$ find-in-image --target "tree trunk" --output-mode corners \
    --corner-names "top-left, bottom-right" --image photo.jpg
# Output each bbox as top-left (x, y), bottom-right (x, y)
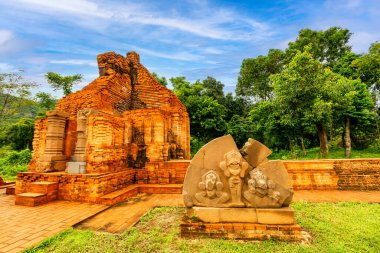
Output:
top-left (300, 137), bottom-right (307, 156)
top-left (344, 117), bottom-right (351, 158)
top-left (316, 123), bottom-right (329, 158)
top-left (288, 137), bottom-right (297, 159)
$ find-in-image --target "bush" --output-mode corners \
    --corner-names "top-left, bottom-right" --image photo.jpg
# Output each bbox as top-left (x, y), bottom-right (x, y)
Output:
top-left (0, 149), bottom-right (31, 181)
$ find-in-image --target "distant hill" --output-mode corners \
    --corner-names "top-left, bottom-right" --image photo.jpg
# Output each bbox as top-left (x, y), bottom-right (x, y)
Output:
top-left (0, 93), bottom-right (40, 125)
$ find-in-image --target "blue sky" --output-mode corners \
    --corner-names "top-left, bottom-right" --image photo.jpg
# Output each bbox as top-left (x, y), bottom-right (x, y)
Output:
top-left (0, 0), bottom-right (379, 96)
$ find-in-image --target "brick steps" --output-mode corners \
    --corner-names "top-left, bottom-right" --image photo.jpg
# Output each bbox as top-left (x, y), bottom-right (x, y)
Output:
top-left (5, 185), bottom-right (15, 195)
top-left (15, 181), bottom-right (58, 207)
top-left (15, 193), bottom-right (47, 207)
top-left (100, 185), bottom-right (139, 205)
top-left (99, 184), bottom-right (183, 206)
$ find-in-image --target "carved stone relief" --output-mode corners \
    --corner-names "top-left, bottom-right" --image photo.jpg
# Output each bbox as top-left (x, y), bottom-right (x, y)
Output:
top-left (219, 150), bottom-right (249, 207)
top-left (194, 170), bottom-right (229, 206)
top-left (182, 135), bottom-right (294, 208)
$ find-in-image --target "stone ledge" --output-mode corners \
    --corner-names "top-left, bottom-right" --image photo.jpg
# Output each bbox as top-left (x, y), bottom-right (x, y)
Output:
top-left (187, 206), bottom-right (295, 224)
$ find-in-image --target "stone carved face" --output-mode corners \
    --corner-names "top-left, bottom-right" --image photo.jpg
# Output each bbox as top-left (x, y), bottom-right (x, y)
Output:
top-left (205, 172), bottom-right (217, 191)
top-left (220, 150), bottom-right (248, 178)
top-left (199, 170), bottom-right (223, 198)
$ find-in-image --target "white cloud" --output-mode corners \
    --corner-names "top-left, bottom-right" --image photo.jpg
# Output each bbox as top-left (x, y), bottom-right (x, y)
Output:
top-left (121, 43), bottom-right (202, 62)
top-left (16, 0), bottom-right (110, 18)
top-left (201, 47), bottom-right (224, 55)
top-left (0, 30), bottom-right (13, 46)
top-left (50, 59), bottom-right (98, 67)
top-left (350, 32), bottom-right (379, 53)
top-left (0, 63), bottom-right (17, 72)
top-left (9, 0), bottom-right (271, 42)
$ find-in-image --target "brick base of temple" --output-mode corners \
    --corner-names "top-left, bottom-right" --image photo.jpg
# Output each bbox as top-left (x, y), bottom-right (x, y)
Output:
top-left (15, 158), bottom-right (380, 206)
top-left (180, 218), bottom-right (310, 242)
top-left (15, 160), bottom-right (188, 205)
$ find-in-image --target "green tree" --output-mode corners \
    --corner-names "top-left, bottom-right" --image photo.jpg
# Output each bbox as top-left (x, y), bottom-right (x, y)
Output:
top-left (170, 76), bottom-right (203, 102)
top-left (221, 93), bottom-right (251, 119)
top-left (186, 95), bottom-right (227, 141)
top-left (286, 26), bottom-right (352, 67)
top-left (201, 76), bottom-right (225, 103)
top-left (330, 77), bottom-right (375, 157)
top-left (351, 42), bottom-right (380, 91)
top-left (35, 92), bottom-right (57, 111)
top-left (333, 52), bottom-right (361, 79)
top-left (237, 49), bottom-right (285, 101)
top-left (170, 76), bottom-right (227, 143)
top-left (3, 118), bottom-right (35, 150)
top-left (0, 72), bottom-right (38, 124)
top-left (271, 49), bottom-right (333, 157)
top-left (45, 72), bottom-right (83, 96)
top-left (151, 72), bottom-right (168, 87)
top-left (226, 114), bottom-right (253, 147)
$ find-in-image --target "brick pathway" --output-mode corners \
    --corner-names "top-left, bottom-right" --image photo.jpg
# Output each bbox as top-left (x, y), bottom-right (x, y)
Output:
top-left (76, 194), bottom-right (184, 233)
top-left (0, 189), bottom-right (108, 253)
top-left (1, 189), bottom-right (379, 252)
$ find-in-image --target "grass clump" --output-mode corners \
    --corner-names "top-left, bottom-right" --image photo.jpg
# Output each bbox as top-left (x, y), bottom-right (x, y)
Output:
top-left (26, 202), bottom-right (380, 253)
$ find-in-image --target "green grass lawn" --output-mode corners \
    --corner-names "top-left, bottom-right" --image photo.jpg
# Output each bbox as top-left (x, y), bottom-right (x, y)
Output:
top-left (26, 202), bottom-right (380, 253)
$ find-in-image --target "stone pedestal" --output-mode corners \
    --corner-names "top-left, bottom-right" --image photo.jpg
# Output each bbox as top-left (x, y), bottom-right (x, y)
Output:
top-left (187, 206), bottom-right (295, 224)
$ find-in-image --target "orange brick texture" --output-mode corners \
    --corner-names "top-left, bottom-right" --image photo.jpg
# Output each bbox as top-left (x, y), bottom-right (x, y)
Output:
top-left (181, 218), bottom-right (304, 241)
top-left (284, 159), bottom-right (380, 190)
top-left (29, 51), bottom-right (190, 173)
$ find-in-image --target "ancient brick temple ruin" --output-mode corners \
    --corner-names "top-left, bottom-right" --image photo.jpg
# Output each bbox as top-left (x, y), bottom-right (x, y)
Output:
top-left (15, 51), bottom-right (190, 206)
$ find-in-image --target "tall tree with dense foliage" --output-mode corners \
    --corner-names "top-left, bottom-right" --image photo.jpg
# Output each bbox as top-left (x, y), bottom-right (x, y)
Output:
top-left (170, 76), bottom-right (227, 143)
top-left (201, 76), bottom-right (225, 103)
top-left (286, 27), bottom-right (352, 67)
top-left (351, 42), bottom-right (380, 91)
top-left (329, 77), bottom-right (375, 157)
top-left (237, 49), bottom-right (285, 101)
top-left (271, 49), bottom-right (333, 157)
top-left (45, 72), bottom-right (83, 96)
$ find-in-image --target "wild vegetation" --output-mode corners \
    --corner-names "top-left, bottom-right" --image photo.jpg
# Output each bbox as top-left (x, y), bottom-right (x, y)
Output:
top-left (26, 202), bottom-right (380, 252)
top-left (0, 72), bottom-right (74, 181)
top-left (170, 27), bottom-right (380, 158)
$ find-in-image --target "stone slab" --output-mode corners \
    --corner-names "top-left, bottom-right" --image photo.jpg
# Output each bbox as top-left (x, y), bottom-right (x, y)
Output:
top-left (187, 206), bottom-right (295, 224)
top-left (66, 162), bottom-right (87, 174)
top-left (256, 207), bottom-right (295, 224)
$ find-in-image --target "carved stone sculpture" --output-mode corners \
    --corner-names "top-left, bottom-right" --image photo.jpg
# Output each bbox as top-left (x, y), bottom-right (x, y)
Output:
top-left (182, 135), bottom-right (294, 208)
top-left (194, 170), bottom-right (229, 206)
top-left (219, 150), bottom-right (248, 207)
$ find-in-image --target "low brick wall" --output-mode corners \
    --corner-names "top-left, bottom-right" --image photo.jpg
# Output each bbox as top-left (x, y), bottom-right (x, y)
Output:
top-left (16, 158), bottom-right (380, 204)
top-left (333, 159), bottom-right (380, 190)
top-left (283, 159), bottom-right (380, 191)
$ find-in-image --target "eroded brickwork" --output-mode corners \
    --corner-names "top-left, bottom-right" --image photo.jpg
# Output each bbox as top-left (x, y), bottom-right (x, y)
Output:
top-left (334, 159), bottom-right (380, 190)
top-left (29, 51), bottom-right (190, 173)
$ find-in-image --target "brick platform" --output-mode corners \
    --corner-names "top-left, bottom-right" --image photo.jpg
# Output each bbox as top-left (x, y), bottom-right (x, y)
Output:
top-left (16, 160), bottom-right (188, 205)
top-left (180, 218), bottom-right (306, 241)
